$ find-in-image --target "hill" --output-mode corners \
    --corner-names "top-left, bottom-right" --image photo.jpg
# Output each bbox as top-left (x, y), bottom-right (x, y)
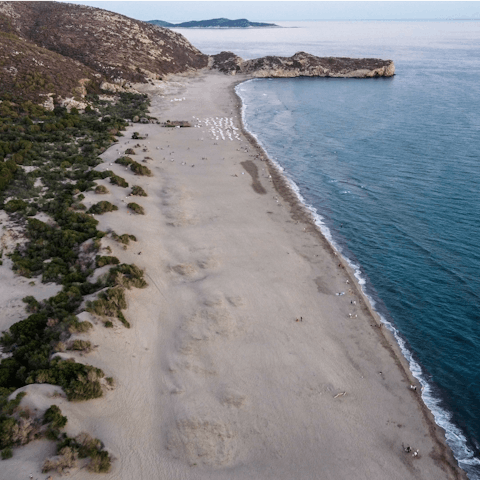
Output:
top-left (0, 1), bottom-right (208, 83)
top-left (0, 26), bottom-right (101, 104)
top-left (148, 17), bottom-right (279, 28)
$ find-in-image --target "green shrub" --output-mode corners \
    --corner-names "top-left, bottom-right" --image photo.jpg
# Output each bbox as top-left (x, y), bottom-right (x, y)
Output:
top-left (114, 156), bottom-right (133, 166)
top-left (131, 185), bottom-right (147, 196)
top-left (94, 185), bottom-right (109, 194)
top-left (124, 148), bottom-right (135, 155)
top-left (112, 233), bottom-right (137, 245)
top-left (107, 264), bottom-right (147, 289)
top-left (117, 311), bottom-right (130, 328)
top-left (104, 321), bottom-right (113, 328)
top-left (109, 174), bottom-right (128, 188)
top-left (43, 405), bottom-right (68, 429)
top-left (1, 447), bottom-right (13, 460)
top-left (4, 199), bottom-right (28, 213)
top-left (68, 340), bottom-right (92, 352)
top-left (127, 202), bottom-right (144, 215)
top-left (130, 161), bottom-right (152, 176)
top-left (87, 286), bottom-right (127, 318)
top-left (96, 255), bottom-right (120, 268)
top-left (87, 201), bottom-right (118, 214)
top-left (67, 319), bottom-right (93, 334)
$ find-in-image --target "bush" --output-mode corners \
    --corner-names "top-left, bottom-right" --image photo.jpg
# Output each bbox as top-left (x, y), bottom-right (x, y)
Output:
top-left (96, 255), bottom-right (120, 268)
top-left (4, 199), bottom-right (28, 213)
top-left (109, 174), bottom-right (128, 188)
top-left (67, 340), bottom-right (92, 353)
top-left (107, 264), bottom-right (147, 289)
top-left (130, 161), bottom-right (152, 176)
top-left (87, 201), bottom-right (118, 215)
top-left (43, 405), bottom-right (68, 429)
top-left (127, 202), bottom-right (144, 215)
top-left (131, 185), bottom-right (147, 196)
top-left (87, 286), bottom-right (127, 318)
top-left (115, 156), bottom-right (133, 166)
top-left (67, 319), bottom-right (93, 334)
top-left (124, 148), bottom-right (136, 155)
top-left (112, 233), bottom-right (137, 245)
top-left (1, 447), bottom-right (13, 460)
top-left (42, 446), bottom-right (78, 473)
top-left (94, 185), bottom-right (109, 194)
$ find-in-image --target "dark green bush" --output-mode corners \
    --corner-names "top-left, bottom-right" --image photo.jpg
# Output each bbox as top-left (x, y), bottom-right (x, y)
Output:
top-left (112, 233), bottom-right (137, 245)
top-left (1, 446), bottom-right (13, 460)
top-left (87, 201), bottom-right (118, 215)
top-left (94, 185), bottom-right (109, 194)
top-left (109, 174), bottom-right (128, 188)
top-left (130, 161), bottom-right (152, 176)
top-left (96, 255), bottom-right (120, 268)
top-left (127, 202), bottom-right (144, 215)
top-left (44, 405), bottom-right (67, 429)
top-left (115, 156), bottom-right (133, 166)
top-left (131, 185), bottom-right (147, 196)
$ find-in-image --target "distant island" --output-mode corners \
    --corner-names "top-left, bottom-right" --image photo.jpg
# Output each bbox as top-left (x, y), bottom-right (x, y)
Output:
top-left (147, 17), bottom-right (280, 28)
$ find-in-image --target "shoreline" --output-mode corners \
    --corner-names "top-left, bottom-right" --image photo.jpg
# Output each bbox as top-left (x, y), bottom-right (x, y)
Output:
top-left (232, 75), bottom-right (480, 476)
top-left (230, 75), bottom-right (466, 477)
top-left (1, 70), bottom-right (466, 479)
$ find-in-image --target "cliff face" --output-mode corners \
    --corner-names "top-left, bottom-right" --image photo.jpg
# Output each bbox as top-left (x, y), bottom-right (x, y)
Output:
top-left (0, 1), bottom-right (208, 82)
top-left (211, 51), bottom-right (395, 78)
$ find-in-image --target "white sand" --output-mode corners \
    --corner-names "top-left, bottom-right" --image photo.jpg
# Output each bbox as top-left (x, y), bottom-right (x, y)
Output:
top-left (0, 71), bottom-right (464, 479)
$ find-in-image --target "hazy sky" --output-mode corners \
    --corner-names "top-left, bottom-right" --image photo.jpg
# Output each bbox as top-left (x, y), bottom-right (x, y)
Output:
top-left (63, 1), bottom-right (480, 22)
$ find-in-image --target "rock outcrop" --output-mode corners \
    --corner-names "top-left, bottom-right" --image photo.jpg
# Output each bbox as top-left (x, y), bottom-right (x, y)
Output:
top-left (211, 51), bottom-right (395, 78)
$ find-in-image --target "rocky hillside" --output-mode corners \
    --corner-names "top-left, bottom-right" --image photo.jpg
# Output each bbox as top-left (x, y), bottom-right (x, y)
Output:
top-left (0, 26), bottom-right (101, 104)
top-left (211, 51), bottom-right (395, 78)
top-left (0, 1), bottom-right (208, 83)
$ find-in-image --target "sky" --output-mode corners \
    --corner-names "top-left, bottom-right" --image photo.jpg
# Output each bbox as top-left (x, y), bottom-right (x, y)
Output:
top-left (62, 1), bottom-right (480, 22)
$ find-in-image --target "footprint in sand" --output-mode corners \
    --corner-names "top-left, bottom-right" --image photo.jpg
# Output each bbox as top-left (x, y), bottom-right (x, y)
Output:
top-left (166, 413), bottom-right (237, 467)
top-left (161, 186), bottom-right (197, 227)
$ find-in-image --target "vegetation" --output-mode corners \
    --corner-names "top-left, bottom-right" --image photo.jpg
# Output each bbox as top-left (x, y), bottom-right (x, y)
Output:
top-left (131, 185), bottom-right (147, 197)
top-left (127, 202), bottom-right (145, 215)
top-left (0, 91), bottom-right (150, 464)
top-left (96, 255), bottom-right (120, 268)
top-left (94, 184), bottom-right (109, 194)
top-left (43, 431), bottom-right (111, 473)
top-left (124, 148), bottom-right (136, 155)
top-left (109, 173), bottom-right (128, 188)
top-left (111, 232), bottom-right (137, 245)
top-left (41, 406), bottom-right (111, 474)
top-left (87, 201), bottom-right (118, 214)
top-left (114, 156), bottom-right (133, 166)
top-left (130, 161), bottom-right (152, 176)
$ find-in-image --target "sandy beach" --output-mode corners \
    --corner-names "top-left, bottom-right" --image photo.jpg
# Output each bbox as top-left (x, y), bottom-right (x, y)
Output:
top-left (0, 71), bottom-right (464, 479)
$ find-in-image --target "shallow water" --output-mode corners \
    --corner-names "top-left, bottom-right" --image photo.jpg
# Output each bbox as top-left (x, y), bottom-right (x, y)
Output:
top-left (177, 21), bottom-right (480, 478)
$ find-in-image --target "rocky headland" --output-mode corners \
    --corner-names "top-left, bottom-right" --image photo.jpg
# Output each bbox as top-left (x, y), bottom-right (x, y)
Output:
top-left (0, 1), bottom-right (394, 108)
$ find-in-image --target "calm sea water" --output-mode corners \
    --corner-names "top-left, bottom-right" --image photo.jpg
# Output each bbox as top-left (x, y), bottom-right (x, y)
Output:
top-left (175, 21), bottom-right (480, 478)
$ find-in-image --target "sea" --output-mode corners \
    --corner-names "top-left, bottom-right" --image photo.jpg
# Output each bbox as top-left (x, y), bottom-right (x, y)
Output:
top-left (172, 21), bottom-right (480, 478)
